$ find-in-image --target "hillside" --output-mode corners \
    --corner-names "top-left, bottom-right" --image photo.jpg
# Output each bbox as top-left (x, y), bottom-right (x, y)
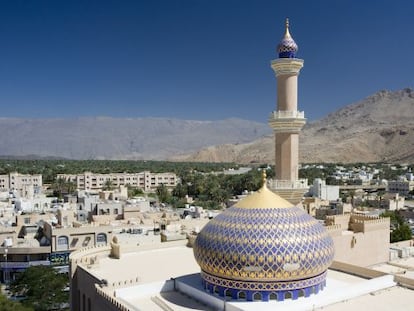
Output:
top-left (0, 117), bottom-right (270, 160)
top-left (175, 88), bottom-right (414, 164)
top-left (2, 88), bottom-right (413, 164)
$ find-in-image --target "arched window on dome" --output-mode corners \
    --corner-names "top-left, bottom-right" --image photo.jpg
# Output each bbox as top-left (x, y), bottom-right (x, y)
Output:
top-left (298, 289), bottom-right (305, 298)
top-left (214, 286), bottom-right (219, 295)
top-left (253, 292), bottom-right (262, 301)
top-left (238, 291), bottom-right (246, 300)
top-left (285, 291), bottom-right (292, 299)
top-left (224, 289), bottom-right (232, 298)
top-left (269, 292), bottom-right (277, 300)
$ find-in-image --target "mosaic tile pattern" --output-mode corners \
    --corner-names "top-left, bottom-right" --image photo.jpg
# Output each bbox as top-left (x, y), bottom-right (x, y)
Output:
top-left (193, 205), bottom-right (335, 295)
top-left (277, 36), bottom-right (298, 58)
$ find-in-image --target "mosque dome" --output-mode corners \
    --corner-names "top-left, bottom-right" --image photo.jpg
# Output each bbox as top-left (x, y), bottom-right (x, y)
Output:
top-left (193, 175), bottom-right (335, 302)
top-left (277, 18), bottom-right (298, 58)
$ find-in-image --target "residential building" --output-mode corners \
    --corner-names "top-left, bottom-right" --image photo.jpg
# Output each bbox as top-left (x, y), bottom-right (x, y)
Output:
top-left (0, 172), bottom-right (42, 198)
top-left (57, 171), bottom-right (178, 192)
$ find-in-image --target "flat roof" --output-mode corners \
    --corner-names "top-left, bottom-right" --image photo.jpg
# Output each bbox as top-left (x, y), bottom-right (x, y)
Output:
top-left (88, 244), bottom-right (200, 284)
top-left (84, 244), bottom-right (414, 311)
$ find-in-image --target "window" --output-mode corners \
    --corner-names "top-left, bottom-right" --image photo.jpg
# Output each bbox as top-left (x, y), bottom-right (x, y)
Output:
top-left (82, 237), bottom-right (91, 247)
top-left (253, 292), bottom-right (262, 301)
top-left (57, 236), bottom-right (69, 250)
top-left (70, 238), bottom-right (79, 248)
top-left (96, 233), bottom-right (107, 245)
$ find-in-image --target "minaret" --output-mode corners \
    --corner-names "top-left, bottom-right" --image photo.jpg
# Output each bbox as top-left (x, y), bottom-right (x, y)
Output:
top-left (268, 19), bottom-right (307, 204)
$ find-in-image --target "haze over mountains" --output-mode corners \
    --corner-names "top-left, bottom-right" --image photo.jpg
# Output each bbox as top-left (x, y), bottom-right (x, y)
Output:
top-left (0, 117), bottom-right (269, 160)
top-left (1, 88), bottom-right (413, 164)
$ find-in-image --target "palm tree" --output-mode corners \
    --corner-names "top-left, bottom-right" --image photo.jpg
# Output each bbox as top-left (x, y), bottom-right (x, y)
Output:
top-left (102, 179), bottom-right (114, 191)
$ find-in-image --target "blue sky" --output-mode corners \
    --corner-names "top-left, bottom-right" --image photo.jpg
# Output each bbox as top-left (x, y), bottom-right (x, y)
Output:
top-left (0, 0), bottom-right (413, 122)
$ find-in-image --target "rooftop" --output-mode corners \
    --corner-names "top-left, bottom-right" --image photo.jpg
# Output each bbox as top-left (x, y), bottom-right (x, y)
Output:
top-left (75, 243), bottom-right (414, 311)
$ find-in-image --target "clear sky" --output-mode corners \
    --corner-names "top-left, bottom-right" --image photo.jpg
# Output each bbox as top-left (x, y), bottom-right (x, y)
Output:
top-left (0, 0), bottom-right (413, 122)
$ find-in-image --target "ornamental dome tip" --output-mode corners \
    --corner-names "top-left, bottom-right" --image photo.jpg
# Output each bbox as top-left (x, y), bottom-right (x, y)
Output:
top-left (277, 18), bottom-right (298, 58)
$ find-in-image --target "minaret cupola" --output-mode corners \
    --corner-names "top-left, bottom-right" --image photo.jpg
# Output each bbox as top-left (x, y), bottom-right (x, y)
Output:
top-left (277, 18), bottom-right (298, 58)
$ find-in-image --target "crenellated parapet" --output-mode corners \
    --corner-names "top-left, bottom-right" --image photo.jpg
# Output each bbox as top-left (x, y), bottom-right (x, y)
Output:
top-left (350, 216), bottom-right (390, 233)
top-left (95, 285), bottom-right (132, 311)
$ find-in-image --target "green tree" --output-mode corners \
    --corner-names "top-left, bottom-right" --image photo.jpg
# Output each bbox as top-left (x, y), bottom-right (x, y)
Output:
top-left (9, 266), bottom-right (69, 311)
top-left (50, 177), bottom-right (66, 199)
top-left (0, 293), bottom-right (33, 311)
top-left (156, 184), bottom-right (170, 203)
top-left (102, 179), bottom-right (114, 191)
top-left (126, 184), bottom-right (144, 198)
top-left (380, 211), bottom-right (412, 243)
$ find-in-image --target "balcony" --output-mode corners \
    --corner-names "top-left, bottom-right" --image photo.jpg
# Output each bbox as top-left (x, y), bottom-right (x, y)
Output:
top-left (269, 110), bottom-right (305, 119)
top-left (267, 178), bottom-right (308, 189)
top-left (268, 110), bottom-right (306, 133)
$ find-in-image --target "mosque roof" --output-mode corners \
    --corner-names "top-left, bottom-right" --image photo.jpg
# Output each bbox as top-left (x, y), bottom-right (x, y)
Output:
top-left (193, 173), bottom-right (335, 299)
top-left (277, 18), bottom-right (298, 58)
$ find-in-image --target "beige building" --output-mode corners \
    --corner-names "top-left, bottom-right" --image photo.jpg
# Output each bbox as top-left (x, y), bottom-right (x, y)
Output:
top-left (388, 179), bottom-right (414, 197)
top-left (0, 172), bottom-right (42, 198)
top-left (326, 213), bottom-right (390, 266)
top-left (57, 171), bottom-right (178, 192)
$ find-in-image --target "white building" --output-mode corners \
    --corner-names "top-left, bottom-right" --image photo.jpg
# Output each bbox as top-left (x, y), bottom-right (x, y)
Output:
top-left (310, 178), bottom-right (339, 201)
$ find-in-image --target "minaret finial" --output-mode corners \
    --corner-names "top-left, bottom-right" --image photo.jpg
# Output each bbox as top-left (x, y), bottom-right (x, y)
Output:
top-left (285, 18), bottom-right (291, 37)
top-left (277, 17), bottom-right (297, 58)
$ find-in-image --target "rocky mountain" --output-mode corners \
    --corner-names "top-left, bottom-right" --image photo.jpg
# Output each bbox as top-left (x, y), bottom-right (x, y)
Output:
top-left (175, 88), bottom-right (414, 164)
top-left (2, 89), bottom-right (413, 163)
top-left (0, 117), bottom-right (270, 160)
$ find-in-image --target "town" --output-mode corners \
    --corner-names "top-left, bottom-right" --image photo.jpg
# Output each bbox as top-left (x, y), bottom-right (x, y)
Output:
top-left (0, 160), bottom-right (413, 309)
top-left (1, 2), bottom-right (414, 310)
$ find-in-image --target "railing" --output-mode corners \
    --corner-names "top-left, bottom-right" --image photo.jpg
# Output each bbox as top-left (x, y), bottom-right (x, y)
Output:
top-left (267, 179), bottom-right (308, 189)
top-left (269, 110), bottom-right (305, 119)
top-left (0, 260), bottom-right (50, 269)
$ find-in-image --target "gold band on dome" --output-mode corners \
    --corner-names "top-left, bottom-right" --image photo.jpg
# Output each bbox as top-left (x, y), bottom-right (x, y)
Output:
top-left (234, 183), bottom-right (293, 209)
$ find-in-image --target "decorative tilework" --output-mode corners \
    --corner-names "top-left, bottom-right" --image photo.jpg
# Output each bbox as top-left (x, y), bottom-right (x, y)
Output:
top-left (193, 201), bottom-right (335, 301)
top-left (277, 19), bottom-right (298, 58)
top-left (278, 37), bottom-right (298, 58)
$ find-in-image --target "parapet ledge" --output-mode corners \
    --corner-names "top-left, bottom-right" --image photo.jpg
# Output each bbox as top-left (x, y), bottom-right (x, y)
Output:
top-left (70, 244), bottom-right (111, 264)
top-left (325, 224), bottom-right (341, 231)
top-left (95, 285), bottom-right (131, 311)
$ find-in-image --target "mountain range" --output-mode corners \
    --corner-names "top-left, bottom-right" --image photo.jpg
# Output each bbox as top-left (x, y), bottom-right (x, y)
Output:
top-left (1, 88), bottom-right (413, 164)
top-left (0, 117), bottom-right (269, 160)
top-left (172, 88), bottom-right (414, 164)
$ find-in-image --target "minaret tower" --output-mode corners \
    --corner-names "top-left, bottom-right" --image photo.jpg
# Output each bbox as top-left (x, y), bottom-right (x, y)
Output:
top-left (268, 19), bottom-right (307, 204)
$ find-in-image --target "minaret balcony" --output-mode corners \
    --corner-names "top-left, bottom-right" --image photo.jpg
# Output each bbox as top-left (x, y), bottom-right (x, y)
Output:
top-left (267, 178), bottom-right (309, 190)
top-left (270, 110), bottom-right (305, 119)
top-left (268, 110), bottom-right (306, 132)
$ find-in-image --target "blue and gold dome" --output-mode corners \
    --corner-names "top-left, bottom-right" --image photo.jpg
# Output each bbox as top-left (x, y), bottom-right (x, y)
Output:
top-left (193, 174), bottom-right (335, 302)
top-left (277, 18), bottom-right (298, 58)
